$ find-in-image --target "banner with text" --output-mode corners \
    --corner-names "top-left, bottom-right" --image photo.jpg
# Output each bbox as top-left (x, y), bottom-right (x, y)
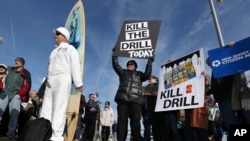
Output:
top-left (113, 20), bottom-right (161, 59)
top-left (208, 37), bottom-right (250, 78)
top-left (155, 49), bottom-right (205, 112)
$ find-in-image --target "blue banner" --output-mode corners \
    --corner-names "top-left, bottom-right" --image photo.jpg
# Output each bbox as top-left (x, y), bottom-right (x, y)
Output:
top-left (208, 37), bottom-right (250, 78)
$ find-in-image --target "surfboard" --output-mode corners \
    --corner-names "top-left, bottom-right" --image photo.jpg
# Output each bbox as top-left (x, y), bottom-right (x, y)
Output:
top-left (64, 0), bottom-right (86, 141)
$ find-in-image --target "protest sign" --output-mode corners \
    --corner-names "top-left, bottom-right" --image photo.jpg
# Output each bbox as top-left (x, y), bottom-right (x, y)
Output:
top-left (113, 20), bottom-right (161, 59)
top-left (208, 37), bottom-right (250, 78)
top-left (155, 49), bottom-right (205, 112)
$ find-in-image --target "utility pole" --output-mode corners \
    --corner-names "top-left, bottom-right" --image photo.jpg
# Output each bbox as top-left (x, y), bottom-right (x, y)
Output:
top-left (209, 0), bottom-right (224, 47)
top-left (0, 37), bottom-right (3, 44)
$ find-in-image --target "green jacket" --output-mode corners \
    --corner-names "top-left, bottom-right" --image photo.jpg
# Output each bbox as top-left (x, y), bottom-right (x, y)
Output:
top-left (3, 67), bottom-right (25, 101)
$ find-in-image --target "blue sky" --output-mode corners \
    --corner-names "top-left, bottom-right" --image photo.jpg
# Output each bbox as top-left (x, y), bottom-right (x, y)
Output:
top-left (1, 0), bottom-right (250, 118)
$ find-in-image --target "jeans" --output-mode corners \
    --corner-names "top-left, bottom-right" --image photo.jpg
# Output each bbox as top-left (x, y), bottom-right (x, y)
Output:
top-left (209, 123), bottom-right (223, 141)
top-left (0, 95), bottom-right (21, 135)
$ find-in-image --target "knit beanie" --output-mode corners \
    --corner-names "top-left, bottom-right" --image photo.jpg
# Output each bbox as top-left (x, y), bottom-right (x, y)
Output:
top-left (15, 57), bottom-right (25, 66)
top-left (126, 60), bottom-right (137, 69)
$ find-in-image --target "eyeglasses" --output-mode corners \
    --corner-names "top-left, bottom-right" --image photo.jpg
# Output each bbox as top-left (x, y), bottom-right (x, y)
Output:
top-left (55, 31), bottom-right (62, 36)
top-left (127, 63), bottom-right (134, 66)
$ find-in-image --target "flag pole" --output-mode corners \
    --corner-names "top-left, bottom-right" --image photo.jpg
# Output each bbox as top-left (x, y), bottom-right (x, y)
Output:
top-left (209, 0), bottom-right (225, 47)
top-left (0, 37), bottom-right (3, 44)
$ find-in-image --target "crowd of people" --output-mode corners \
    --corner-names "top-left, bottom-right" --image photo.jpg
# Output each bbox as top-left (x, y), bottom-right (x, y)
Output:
top-left (110, 42), bottom-right (250, 141)
top-left (0, 27), bottom-right (116, 141)
top-left (0, 26), bottom-right (250, 141)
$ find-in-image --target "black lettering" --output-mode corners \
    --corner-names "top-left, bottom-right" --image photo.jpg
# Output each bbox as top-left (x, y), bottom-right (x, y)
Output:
top-left (121, 43), bottom-right (129, 49)
top-left (160, 91), bottom-right (167, 99)
top-left (176, 88), bottom-right (182, 97)
top-left (141, 30), bottom-right (148, 38)
top-left (180, 97), bottom-right (183, 106)
top-left (191, 96), bottom-right (199, 105)
top-left (163, 99), bottom-right (171, 108)
top-left (183, 97), bottom-right (190, 106)
top-left (141, 22), bottom-right (147, 28)
top-left (168, 89), bottom-right (173, 98)
top-left (126, 32), bottom-right (134, 39)
top-left (172, 98), bottom-right (180, 107)
top-left (126, 24), bottom-right (134, 31)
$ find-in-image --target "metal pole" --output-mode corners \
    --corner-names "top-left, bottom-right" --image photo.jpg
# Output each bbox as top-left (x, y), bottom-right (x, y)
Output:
top-left (0, 37), bottom-right (3, 44)
top-left (209, 0), bottom-right (225, 46)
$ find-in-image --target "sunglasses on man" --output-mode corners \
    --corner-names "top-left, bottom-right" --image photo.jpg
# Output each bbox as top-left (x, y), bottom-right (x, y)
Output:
top-left (55, 31), bottom-right (63, 36)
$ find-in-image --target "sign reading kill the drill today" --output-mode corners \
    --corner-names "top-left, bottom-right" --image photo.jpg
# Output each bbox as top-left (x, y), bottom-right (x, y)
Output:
top-left (113, 20), bottom-right (161, 58)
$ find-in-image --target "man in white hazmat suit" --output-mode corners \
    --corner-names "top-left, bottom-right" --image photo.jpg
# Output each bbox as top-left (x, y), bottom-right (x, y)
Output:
top-left (40, 27), bottom-right (83, 141)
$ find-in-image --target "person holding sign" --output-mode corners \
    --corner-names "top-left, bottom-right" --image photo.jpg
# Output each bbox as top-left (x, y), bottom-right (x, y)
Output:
top-left (112, 47), bottom-right (153, 141)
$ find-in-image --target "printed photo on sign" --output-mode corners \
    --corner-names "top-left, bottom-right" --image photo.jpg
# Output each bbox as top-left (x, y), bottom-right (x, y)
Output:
top-left (155, 48), bottom-right (205, 112)
top-left (113, 20), bottom-right (161, 59)
top-left (208, 36), bottom-right (250, 78)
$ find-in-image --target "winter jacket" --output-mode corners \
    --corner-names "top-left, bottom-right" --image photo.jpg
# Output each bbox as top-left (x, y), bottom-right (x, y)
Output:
top-left (100, 107), bottom-right (114, 126)
top-left (3, 67), bottom-right (31, 102)
top-left (84, 100), bottom-right (100, 120)
top-left (142, 82), bottom-right (158, 115)
top-left (0, 75), bottom-right (6, 99)
top-left (209, 74), bottom-right (234, 102)
top-left (112, 56), bottom-right (152, 105)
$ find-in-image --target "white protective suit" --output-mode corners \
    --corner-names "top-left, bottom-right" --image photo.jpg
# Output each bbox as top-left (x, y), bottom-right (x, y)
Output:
top-left (40, 42), bottom-right (83, 141)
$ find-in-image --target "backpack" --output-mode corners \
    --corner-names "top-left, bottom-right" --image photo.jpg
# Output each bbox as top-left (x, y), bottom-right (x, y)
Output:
top-left (17, 118), bottom-right (52, 141)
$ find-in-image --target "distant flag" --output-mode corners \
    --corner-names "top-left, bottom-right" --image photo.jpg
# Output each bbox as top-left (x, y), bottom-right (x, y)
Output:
top-left (0, 37), bottom-right (3, 44)
top-left (217, 0), bottom-right (223, 3)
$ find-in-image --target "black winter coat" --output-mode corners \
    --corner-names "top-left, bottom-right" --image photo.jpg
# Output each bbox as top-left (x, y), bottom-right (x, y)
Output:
top-left (112, 56), bottom-right (152, 105)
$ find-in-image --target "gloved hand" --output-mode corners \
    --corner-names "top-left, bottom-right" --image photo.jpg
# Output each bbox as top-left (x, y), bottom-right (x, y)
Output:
top-left (112, 46), bottom-right (116, 52)
top-left (148, 55), bottom-right (155, 63)
top-left (112, 47), bottom-right (117, 56)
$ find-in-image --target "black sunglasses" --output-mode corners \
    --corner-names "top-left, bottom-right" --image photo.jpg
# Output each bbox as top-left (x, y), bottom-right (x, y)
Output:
top-left (55, 31), bottom-right (62, 36)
